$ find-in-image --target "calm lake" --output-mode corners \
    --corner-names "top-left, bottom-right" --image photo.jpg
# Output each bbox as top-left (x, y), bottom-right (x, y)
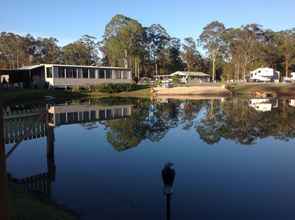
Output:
top-left (3, 97), bottom-right (295, 220)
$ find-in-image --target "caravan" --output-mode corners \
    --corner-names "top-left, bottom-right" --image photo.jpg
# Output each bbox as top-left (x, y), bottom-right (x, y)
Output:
top-left (283, 72), bottom-right (295, 82)
top-left (249, 68), bottom-right (280, 82)
top-left (249, 98), bottom-right (278, 112)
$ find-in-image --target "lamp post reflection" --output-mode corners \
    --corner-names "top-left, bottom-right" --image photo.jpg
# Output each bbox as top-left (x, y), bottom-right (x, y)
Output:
top-left (162, 162), bottom-right (175, 220)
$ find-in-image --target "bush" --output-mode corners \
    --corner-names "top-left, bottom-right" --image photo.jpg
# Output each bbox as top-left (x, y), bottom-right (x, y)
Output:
top-left (93, 83), bottom-right (148, 93)
top-left (72, 85), bottom-right (81, 92)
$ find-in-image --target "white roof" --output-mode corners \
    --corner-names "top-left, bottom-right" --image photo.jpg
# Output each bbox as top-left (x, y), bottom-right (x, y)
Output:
top-left (18, 64), bottom-right (45, 70)
top-left (43, 64), bottom-right (130, 70)
top-left (170, 71), bottom-right (210, 77)
top-left (18, 64), bottom-right (130, 70)
top-left (250, 67), bottom-right (278, 73)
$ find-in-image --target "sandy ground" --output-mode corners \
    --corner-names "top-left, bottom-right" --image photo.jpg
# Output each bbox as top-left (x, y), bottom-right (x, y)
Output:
top-left (153, 85), bottom-right (231, 96)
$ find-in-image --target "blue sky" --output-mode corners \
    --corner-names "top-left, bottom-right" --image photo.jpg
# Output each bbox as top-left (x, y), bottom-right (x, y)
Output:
top-left (1, 0), bottom-right (295, 46)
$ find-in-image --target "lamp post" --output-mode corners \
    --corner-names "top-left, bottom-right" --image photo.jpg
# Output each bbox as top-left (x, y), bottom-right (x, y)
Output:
top-left (162, 162), bottom-right (175, 220)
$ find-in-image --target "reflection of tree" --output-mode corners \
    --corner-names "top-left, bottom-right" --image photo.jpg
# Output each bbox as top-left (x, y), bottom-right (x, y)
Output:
top-left (103, 97), bottom-right (295, 149)
top-left (106, 118), bottom-right (149, 151)
top-left (105, 100), bottom-right (150, 151)
top-left (197, 98), bottom-right (295, 145)
top-left (104, 100), bottom-right (206, 151)
top-left (196, 100), bottom-right (226, 144)
top-left (179, 101), bottom-right (204, 130)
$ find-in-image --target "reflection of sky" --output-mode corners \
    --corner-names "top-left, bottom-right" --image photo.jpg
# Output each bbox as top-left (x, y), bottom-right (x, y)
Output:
top-left (5, 98), bottom-right (295, 220)
top-left (6, 138), bottom-right (48, 178)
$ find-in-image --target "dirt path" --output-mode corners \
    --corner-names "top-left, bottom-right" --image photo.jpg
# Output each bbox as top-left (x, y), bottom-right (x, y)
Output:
top-left (153, 85), bottom-right (231, 97)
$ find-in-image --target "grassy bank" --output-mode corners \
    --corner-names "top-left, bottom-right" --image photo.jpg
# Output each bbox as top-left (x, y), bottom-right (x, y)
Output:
top-left (0, 87), bottom-right (151, 104)
top-left (226, 83), bottom-right (295, 97)
top-left (86, 88), bottom-right (151, 98)
top-left (9, 183), bottom-right (78, 220)
top-left (0, 89), bottom-right (86, 103)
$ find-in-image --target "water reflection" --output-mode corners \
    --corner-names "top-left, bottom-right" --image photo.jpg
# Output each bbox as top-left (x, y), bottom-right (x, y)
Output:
top-left (3, 97), bottom-right (295, 151)
top-left (249, 98), bottom-right (278, 112)
top-left (2, 97), bottom-right (295, 219)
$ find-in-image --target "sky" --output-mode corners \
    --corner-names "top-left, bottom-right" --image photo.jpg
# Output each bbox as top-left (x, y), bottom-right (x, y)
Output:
top-left (1, 0), bottom-right (295, 46)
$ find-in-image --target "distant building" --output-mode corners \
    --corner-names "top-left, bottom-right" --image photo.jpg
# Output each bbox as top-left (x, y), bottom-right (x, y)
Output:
top-left (170, 71), bottom-right (210, 83)
top-left (249, 68), bottom-right (280, 82)
top-left (0, 64), bottom-right (133, 88)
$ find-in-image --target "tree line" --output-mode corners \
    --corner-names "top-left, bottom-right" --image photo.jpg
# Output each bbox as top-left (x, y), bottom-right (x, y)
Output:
top-left (1, 14), bottom-right (295, 80)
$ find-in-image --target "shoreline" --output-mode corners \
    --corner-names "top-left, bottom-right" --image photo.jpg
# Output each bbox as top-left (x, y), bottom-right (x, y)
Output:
top-left (1, 83), bottom-right (295, 104)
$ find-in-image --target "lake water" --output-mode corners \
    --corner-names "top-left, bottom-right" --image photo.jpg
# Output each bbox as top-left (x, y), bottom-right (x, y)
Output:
top-left (3, 97), bottom-right (295, 220)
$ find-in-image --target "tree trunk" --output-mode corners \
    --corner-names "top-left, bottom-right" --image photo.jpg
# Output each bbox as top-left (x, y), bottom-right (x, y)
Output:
top-left (212, 57), bottom-right (216, 82)
top-left (285, 54), bottom-right (289, 77)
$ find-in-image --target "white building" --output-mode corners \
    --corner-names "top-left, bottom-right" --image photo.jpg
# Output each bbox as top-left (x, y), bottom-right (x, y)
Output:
top-left (283, 72), bottom-right (295, 82)
top-left (1, 64), bottom-right (133, 88)
top-left (170, 71), bottom-right (210, 83)
top-left (249, 68), bottom-right (280, 82)
top-left (289, 99), bottom-right (295, 107)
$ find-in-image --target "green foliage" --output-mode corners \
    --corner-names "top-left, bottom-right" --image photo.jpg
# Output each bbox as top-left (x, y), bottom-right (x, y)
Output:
top-left (181, 37), bottom-right (203, 71)
top-left (2, 15), bottom-right (295, 81)
top-left (93, 83), bottom-right (148, 93)
top-left (62, 35), bottom-right (100, 65)
top-left (71, 85), bottom-right (81, 92)
top-left (0, 32), bottom-right (61, 69)
top-left (171, 75), bottom-right (181, 84)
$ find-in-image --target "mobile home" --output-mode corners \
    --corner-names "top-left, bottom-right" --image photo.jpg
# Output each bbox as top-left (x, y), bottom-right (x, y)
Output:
top-left (249, 68), bottom-right (280, 82)
top-left (2, 64), bottom-right (132, 88)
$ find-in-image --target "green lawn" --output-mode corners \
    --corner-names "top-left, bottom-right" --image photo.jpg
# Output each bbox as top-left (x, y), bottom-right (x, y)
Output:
top-left (9, 183), bottom-right (78, 220)
top-left (0, 88), bottom-right (151, 104)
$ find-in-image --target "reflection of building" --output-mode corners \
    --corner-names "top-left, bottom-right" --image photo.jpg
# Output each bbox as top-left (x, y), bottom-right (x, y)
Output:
top-left (3, 103), bottom-right (56, 196)
top-left (48, 104), bottom-right (133, 127)
top-left (3, 101), bottom-right (133, 196)
top-left (289, 99), bottom-right (295, 107)
top-left (249, 98), bottom-right (278, 112)
top-left (3, 104), bottom-right (48, 144)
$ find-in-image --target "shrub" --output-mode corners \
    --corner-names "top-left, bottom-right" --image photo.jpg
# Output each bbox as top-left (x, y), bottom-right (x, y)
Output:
top-left (72, 85), bottom-right (81, 92)
top-left (94, 83), bottom-right (148, 93)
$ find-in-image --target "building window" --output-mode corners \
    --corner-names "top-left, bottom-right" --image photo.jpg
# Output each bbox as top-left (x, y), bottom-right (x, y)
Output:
top-left (91, 111), bottom-right (96, 120)
top-left (73, 68), bottom-right (77, 78)
top-left (122, 71), bottom-right (129, 79)
top-left (46, 67), bottom-right (52, 78)
top-left (99, 69), bottom-right (105, 79)
top-left (53, 67), bottom-right (59, 78)
top-left (66, 68), bottom-right (72, 78)
top-left (106, 109), bottom-right (112, 118)
top-left (60, 113), bottom-right (67, 124)
top-left (99, 110), bottom-right (105, 120)
top-left (83, 111), bottom-right (89, 121)
top-left (89, 69), bottom-right (95, 78)
top-left (58, 67), bottom-right (65, 78)
top-left (77, 68), bottom-right (83, 78)
top-left (106, 69), bottom-right (112, 79)
top-left (82, 68), bottom-right (88, 78)
top-left (114, 70), bottom-right (121, 79)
